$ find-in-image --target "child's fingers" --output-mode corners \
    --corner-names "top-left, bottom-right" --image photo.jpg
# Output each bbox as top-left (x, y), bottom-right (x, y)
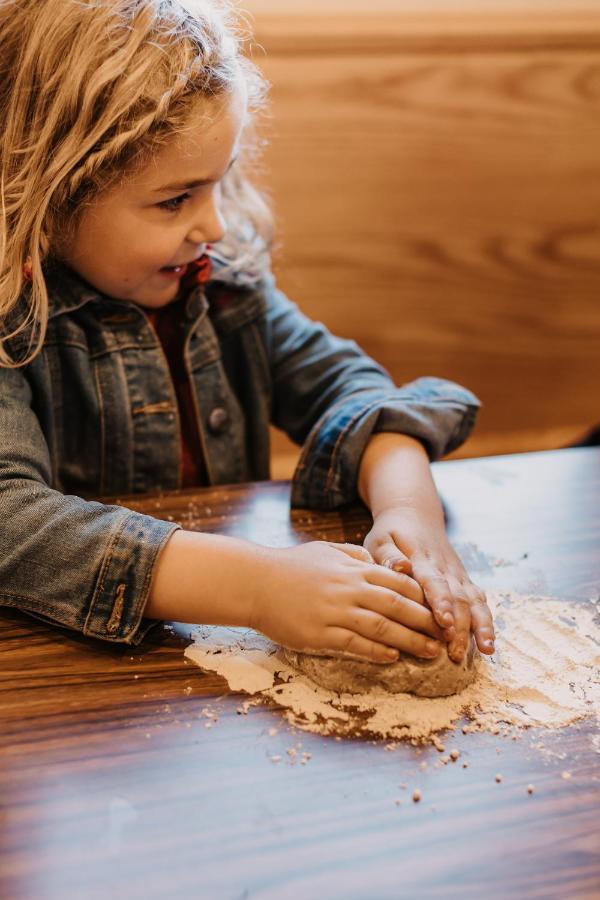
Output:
top-left (342, 608), bottom-right (443, 659)
top-left (330, 541), bottom-right (425, 605)
top-left (322, 627), bottom-right (402, 664)
top-left (329, 542), bottom-right (374, 563)
top-left (446, 582), bottom-right (495, 659)
top-left (415, 570), bottom-right (455, 630)
top-left (384, 555), bottom-right (413, 576)
top-left (469, 595), bottom-right (496, 655)
top-left (446, 581), bottom-right (495, 658)
top-left (446, 597), bottom-right (472, 662)
top-left (368, 539), bottom-right (414, 577)
top-left (365, 566), bottom-right (425, 605)
top-left (360, 587), bottom-right (444, 641)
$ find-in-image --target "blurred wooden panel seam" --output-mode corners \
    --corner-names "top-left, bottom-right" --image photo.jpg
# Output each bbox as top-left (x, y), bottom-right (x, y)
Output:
top-left (247, 5), bottom-right (600, 55)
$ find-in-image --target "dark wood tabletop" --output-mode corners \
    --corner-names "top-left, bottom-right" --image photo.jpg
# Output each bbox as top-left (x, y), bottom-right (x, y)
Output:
top-left (1, 447), bottom-right (599, 900)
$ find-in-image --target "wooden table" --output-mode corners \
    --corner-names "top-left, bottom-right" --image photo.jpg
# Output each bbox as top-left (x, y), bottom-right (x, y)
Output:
top-left (1, 448), bottom-right (599, 899)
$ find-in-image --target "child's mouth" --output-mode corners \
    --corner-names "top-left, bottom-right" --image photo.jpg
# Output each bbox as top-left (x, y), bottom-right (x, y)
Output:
top-left (160, 264), bottom-right (187, 273)
top-left (159, 264), bottom-right (188, 278)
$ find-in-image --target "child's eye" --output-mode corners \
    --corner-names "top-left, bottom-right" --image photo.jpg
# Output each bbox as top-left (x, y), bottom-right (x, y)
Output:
top-left (158, 192), bottom-right (192, 213)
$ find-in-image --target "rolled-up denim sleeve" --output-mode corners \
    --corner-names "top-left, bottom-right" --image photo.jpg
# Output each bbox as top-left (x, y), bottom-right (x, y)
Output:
top-left (263, 280), bottom-right (480, 509)
top-left (0, 366), bottom-right (179, 643)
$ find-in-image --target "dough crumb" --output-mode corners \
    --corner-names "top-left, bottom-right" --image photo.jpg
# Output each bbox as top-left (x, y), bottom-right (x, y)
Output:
top-left (495, 773), bottom-right (503, 783)
top-left (527, 784), bottom-right (535, 794)
top-left (450, 749), bottom-right (460, 761)
top-left (412, 789), bottom-right (421, 803)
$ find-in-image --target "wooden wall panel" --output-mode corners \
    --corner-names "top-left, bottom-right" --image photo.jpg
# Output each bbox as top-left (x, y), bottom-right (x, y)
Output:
top-left (242, 4), bottom-right (600, 473)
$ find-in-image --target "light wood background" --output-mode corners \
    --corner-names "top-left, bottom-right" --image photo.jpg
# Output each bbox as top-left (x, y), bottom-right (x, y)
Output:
top-left (242, 1), bottom-right (600, 477)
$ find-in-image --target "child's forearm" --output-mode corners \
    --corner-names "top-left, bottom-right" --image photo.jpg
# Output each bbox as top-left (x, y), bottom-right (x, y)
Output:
top-left (146, 530), bottom-right (267, 625)
top-left (358, 432), bottom-right (445, 528)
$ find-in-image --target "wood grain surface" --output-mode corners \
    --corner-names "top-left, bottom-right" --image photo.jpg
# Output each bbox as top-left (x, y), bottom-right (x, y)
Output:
top-left (1, 448), bottom-right (599, 899)
top-left (241, 1), bottom-right (600, 467)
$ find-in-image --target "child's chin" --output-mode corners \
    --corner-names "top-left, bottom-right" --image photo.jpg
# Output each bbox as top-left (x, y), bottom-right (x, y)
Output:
top-left (139, 277), bottom-right (180, 303)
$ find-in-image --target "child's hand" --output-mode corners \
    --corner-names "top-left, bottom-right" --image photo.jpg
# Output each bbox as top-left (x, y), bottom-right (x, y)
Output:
top-left (362, 510), bottom-right (495, 662)
top-left (249, 541), bottom-right (446, 663)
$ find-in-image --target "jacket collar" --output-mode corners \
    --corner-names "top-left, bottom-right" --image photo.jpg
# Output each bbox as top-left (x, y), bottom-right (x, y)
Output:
top-left (44, 260), bottom-right (102, 319)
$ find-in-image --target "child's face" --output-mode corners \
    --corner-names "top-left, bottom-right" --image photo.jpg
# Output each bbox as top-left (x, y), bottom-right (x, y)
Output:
top-left (58, 79), bottom-right (247, 308)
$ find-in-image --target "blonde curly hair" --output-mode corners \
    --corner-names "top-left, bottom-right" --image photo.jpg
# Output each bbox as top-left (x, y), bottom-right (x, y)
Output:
top-left (0, 0), bottom-right (273, 366)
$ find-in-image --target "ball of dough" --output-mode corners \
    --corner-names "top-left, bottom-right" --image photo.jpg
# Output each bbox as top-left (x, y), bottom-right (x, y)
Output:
top-left (282, 637), bottom-right (479, 697)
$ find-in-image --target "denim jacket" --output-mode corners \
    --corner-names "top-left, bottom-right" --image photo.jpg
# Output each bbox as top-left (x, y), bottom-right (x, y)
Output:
top-left (0, 261), bottom-right (480, 644)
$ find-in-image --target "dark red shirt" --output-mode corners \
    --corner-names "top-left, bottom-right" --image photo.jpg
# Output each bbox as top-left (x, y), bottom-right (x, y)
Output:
top-left (146, 256), bottom-right (212, 488)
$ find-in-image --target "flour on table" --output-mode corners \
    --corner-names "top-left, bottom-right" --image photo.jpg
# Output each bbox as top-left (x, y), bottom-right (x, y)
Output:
top-left (184, 592), bottom-right (600, 741)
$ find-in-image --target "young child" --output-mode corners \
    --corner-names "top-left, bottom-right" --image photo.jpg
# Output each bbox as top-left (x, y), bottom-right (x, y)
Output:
top-left (0, 0), bottom-right (494, 666)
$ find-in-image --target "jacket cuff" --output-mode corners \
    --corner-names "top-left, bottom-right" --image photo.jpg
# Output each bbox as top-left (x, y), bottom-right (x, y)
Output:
top-left (83, 511), bottom-right (180, 644)
top-left (291, 377), bottom-right (480, 509)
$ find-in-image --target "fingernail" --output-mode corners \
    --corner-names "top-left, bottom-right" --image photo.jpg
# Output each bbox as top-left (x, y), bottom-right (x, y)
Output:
top-left (443, 612), bottom-right (453, 624)
top-left (425, 641), bottom-right (440, 657)
top-left (485, 640), bottom-right (495, 651)
top-left (385, 649), bottom-right (399, 661)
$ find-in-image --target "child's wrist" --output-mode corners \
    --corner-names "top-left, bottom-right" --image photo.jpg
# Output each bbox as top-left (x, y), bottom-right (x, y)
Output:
top-left (148, 530), bottom-right (266, 628)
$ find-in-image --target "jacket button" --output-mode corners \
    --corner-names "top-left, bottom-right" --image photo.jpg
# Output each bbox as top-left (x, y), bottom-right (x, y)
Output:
top-left (207, 407), bottom-right (229, 433)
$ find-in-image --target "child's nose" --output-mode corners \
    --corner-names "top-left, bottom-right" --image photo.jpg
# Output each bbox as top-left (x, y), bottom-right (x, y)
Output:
top-left (188, 198), bottom-right (227, 246)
